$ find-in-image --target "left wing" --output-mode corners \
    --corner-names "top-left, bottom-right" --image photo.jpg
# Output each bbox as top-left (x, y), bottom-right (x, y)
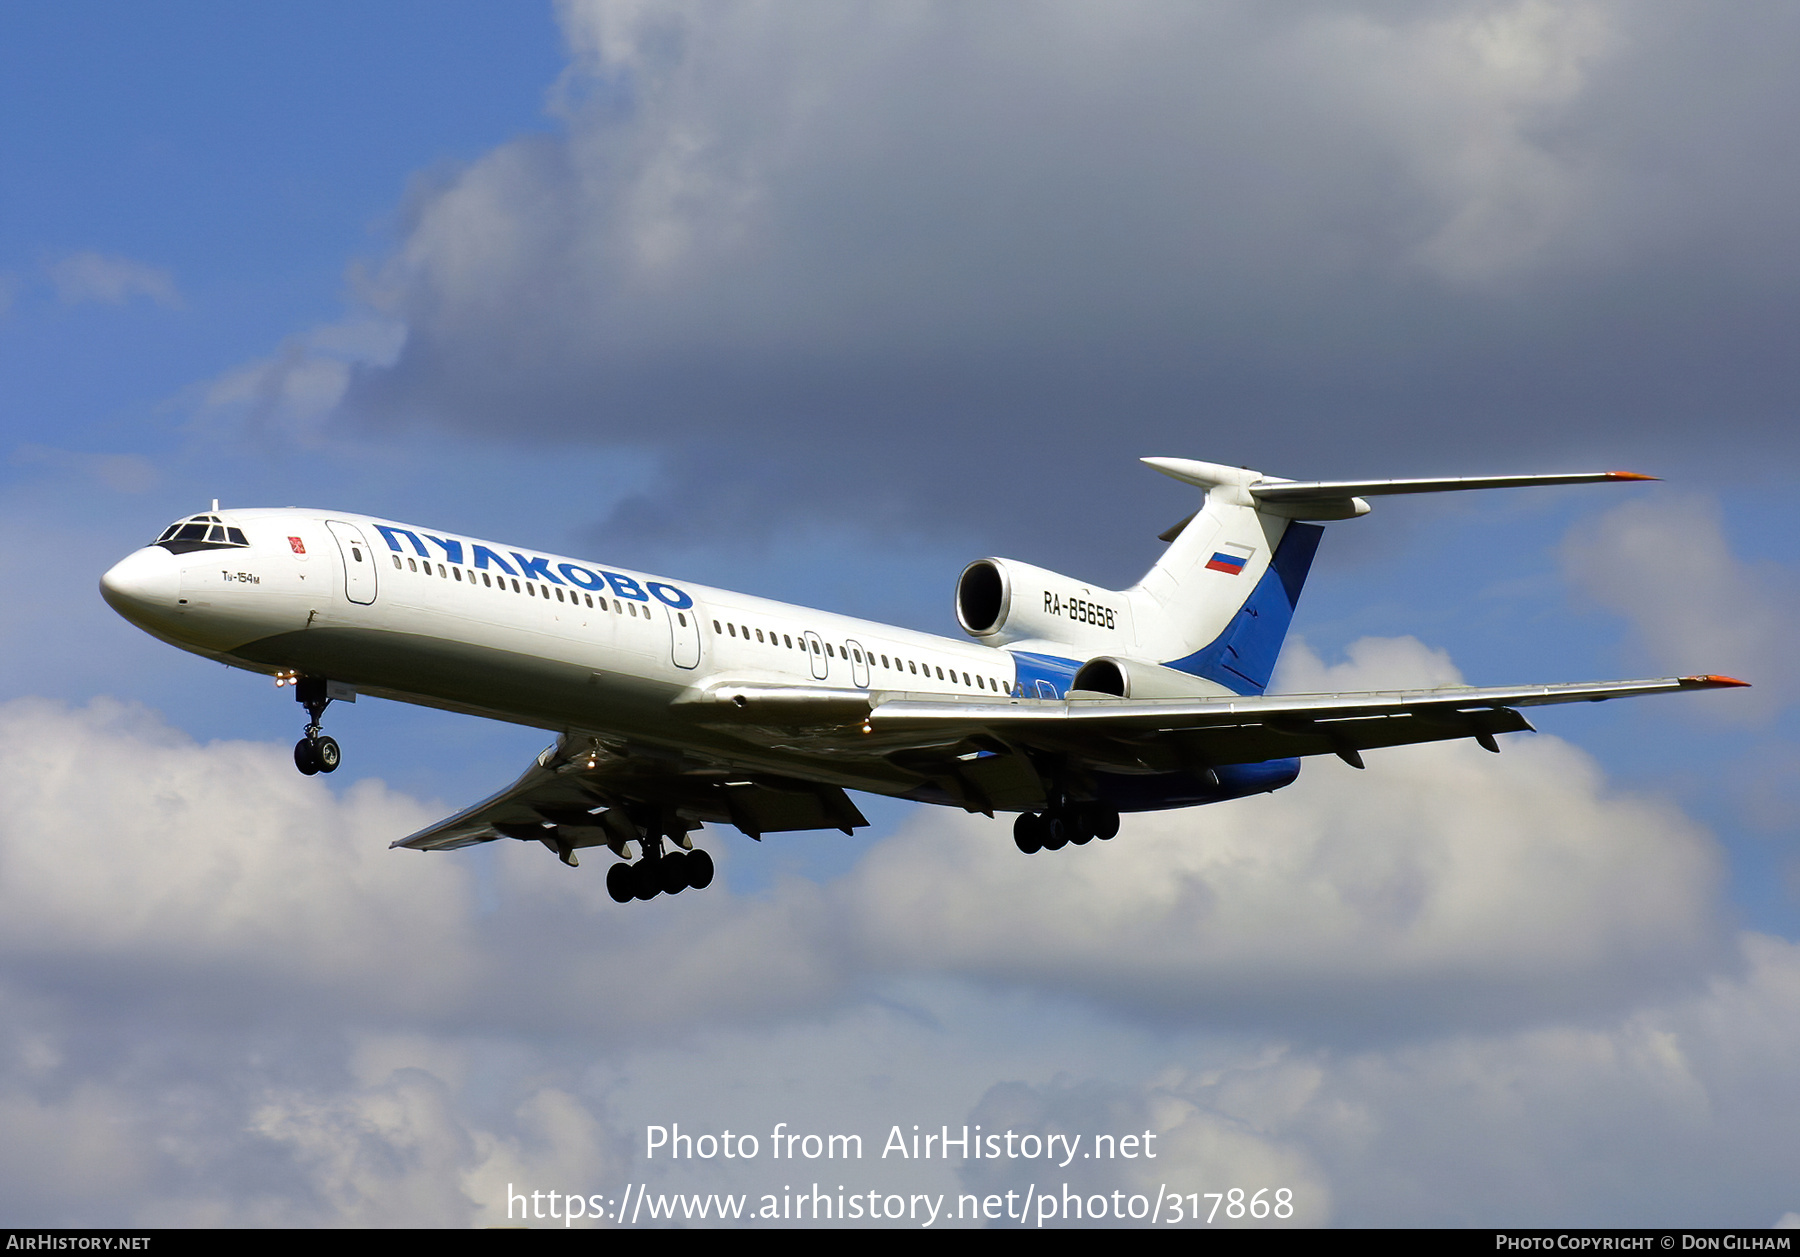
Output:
top-left (861, 674), bottom-right (1748, 773)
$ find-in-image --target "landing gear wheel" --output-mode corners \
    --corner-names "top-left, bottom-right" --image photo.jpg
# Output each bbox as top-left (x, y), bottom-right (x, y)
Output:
top-left (659, 852), bottom-right (690, 895)
top-left (1070, 810), bottom-right (1096, 845)
top-left (294, 738), bottom-right (320, 776)
top-left (1092, 806), bottom-right (1120, 840)
top-left (314, 735), bottom-right (341, 774)
top-left (1041, 812), bottom-right (1069, 851)
top-left (631, 860), bottom-right (661, 901)
top-left (685, 849), bottom-right (715, 889)
top-left (1012, 812), bottom-right (1044, 855)
top-left (606, 862), bottom-right (635, 904)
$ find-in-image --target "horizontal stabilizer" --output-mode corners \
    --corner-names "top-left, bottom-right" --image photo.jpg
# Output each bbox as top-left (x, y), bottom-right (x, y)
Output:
top-left (1249, 471), bottom-right (1656, 504)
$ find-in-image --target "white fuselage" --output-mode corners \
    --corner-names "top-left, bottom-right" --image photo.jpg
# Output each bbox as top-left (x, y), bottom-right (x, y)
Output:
top-left (100, 508), bottom-right (1051, 802)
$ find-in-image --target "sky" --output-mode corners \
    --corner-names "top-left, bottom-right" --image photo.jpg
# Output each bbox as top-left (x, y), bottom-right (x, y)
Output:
top-left (3, 0), bottom-right (1799, 1228)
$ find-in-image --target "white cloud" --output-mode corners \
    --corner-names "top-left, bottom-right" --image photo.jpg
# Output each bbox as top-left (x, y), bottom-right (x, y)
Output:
top-left (192, 316), bottom-right (406, 447)
top-left (0, 697), bottom-right (480, 1010)
top-left (45, 251), bottom-right (182, 309)
top-left (1562, 494), bottom-right (1800, 718)
top-left (842, 637), bottom-right (1727, 1031)
top-left (0, 649), bottom-right (1787, 1225)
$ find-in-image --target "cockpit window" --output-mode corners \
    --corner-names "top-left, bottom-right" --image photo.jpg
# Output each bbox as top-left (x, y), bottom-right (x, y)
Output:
top-left (154, 513), bottom-right (252, 555)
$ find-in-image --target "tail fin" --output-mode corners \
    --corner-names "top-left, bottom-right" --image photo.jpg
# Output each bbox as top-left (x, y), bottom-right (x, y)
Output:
top-left (1127, 457), bottom-right (1655, 696)
top-left (1128, 461), bottom-right (1319, 695)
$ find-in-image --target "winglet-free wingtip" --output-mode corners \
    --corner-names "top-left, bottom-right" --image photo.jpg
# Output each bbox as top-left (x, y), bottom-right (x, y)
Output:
top-left (1680, 674), bottom-right (1751, 688)
top-left (1605, 471), bottom-right (1659, 481)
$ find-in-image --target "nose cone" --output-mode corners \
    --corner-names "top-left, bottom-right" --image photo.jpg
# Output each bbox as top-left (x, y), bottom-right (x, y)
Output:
top-left (100, 546), bottom-right (180, 624)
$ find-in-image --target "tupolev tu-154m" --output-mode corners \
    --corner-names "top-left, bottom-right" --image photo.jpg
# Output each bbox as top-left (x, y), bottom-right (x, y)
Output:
top-left (99, 456), bottom-right (1745, 905)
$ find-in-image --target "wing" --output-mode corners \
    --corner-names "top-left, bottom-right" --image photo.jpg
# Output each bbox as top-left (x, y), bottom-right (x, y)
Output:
top-left (391, 732), bottom-right (868, 859)
top-left (861, 674), bottom-right (1749, 774)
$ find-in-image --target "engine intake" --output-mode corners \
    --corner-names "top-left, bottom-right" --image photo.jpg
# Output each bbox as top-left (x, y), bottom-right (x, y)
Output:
top-left (955, 557), bottom-right (1134, 649)
top-left (1070, 655), bottom-right (1235, 699)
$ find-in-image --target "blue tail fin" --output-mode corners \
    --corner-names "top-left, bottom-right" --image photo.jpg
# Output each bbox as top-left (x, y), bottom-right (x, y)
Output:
top-left (1159, 523), bottom-right (1322, 695)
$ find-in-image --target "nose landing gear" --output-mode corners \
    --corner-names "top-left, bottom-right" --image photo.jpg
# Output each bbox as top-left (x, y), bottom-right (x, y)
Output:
top-left (280, 674), bottom-right (343, 776)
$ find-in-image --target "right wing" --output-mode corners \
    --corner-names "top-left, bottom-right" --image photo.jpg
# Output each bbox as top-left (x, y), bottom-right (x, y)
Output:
top-left (391, 733), bottom-right (868, 858)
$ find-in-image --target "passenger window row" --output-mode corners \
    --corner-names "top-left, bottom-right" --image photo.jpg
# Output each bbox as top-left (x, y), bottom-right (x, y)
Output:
top-left (708, 617), bottom-right (1011, 693)
top-left (390, 554), bottom-right (656, 618)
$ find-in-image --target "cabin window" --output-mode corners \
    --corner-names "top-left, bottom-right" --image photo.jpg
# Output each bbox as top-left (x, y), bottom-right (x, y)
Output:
top-left (678, 612), bottom-right (687, 626)
top-left (756, 629), bottom-right (765, 643)
top-left (481, 572), bottom-right (491, 587)
top-left (935, 666), bottom-right (944, 680)
top-left (392, 556), bottom-right (401, 570)
top-left (826, 644), bottom-right (834, 658)
top-left (714, 620), bottom-right (722, 633)
top-left (554, 587), bottom-right (564, 602)
top-left (852, 648), bottom-right (863, 663)
top-left (586, 594), bottom-right (594, 608)
top-left (728, 623), bottom-right (736, 637)
top-left (527, 583), bottom-right (535, 596)
top-left (454, 568), bottom-right (463, 582)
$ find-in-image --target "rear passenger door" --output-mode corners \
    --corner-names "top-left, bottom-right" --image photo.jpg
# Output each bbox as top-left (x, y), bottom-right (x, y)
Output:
top-left (803, 631), bottom-right (828, 680)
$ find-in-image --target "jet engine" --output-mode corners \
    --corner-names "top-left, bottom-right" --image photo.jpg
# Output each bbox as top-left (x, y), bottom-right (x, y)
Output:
top-left (1069, 655), bottom-right (1233, 699)
top-left (955, 558), bottom-right (1134, 650)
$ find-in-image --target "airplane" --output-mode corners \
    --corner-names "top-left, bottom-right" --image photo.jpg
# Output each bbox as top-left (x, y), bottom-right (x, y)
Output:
top-left (99, 456), bottom-right (1746, 905)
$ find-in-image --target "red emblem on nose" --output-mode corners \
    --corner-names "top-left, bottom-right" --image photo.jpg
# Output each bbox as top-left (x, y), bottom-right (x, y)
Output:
top-left (288, 536), bottom-right (306, 555)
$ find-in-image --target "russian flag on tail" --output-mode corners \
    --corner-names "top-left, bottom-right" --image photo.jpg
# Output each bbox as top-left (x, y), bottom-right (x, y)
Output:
top-left (1206, 551), bottom-right (1249, 575)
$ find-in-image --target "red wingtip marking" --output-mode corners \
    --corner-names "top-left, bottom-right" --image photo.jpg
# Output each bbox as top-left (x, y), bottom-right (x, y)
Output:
top-left (1681, 674), bottom-right (1751, 687)
top-left (1605, 471), bottom-right (1659, 481)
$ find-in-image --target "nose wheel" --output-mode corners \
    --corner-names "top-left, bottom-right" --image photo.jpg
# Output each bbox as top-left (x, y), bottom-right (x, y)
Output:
top-left (294, 734), bottom-right (341, 776)
top-left (281, 675), bottom-right (343, 775)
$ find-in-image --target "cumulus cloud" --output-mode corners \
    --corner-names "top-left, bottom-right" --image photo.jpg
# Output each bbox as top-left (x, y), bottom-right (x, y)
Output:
top-left (192, 317), bottom-right (406, 448)
top-left (1561, 494), bottom-right (1800, 718)
top-left (45, 251), bottom-right (182, 309)
top-left (283, 0), bottom-right (1800, 558)
top-left (954, 933), bottom-right (1800, 1227)
top-left (843, 637), bottom-right (1728, 1033)
top-left (0, 646), bottom-right (1781, 1225)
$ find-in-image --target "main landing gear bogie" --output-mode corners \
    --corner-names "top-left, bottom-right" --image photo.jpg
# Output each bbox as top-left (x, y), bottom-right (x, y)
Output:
top-left (1012, 804), bottom-right (1120, 855)
top-left (607, 848), bottom-right (715, 904)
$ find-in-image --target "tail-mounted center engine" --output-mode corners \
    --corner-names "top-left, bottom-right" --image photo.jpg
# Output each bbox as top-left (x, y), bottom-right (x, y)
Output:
top-left (955, 557), bottom-right (1135, 652)
top-left (1068, 655), bottom-right (1232, 699)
